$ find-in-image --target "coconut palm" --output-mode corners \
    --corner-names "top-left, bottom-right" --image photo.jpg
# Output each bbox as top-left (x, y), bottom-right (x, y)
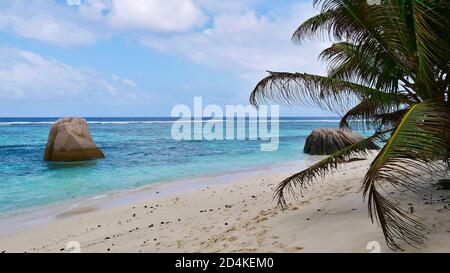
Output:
top-left (250, 0), bottom-right (450, 250)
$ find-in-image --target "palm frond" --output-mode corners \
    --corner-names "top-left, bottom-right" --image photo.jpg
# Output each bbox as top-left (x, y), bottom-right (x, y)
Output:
top-left (250, 0), bottom-right (450, 250)
top-left (276, 131), bottom-right (386, 209)
top-left (295, 0), bottom-right (417, 77)
top-left (373, 108), bottom-right (409, 130)
top-left (411, 0), bottom-right (450, 99)
top-left (338, 96), bottom-right (410, 132)
top-left (320, 42), bottom-right (405, 93)
top-left (292, 10), bottom-right (338, 43)
top-left (250, 72), bottom-right (413, 115)
top-left (363, 100), bottom-right (450, 250)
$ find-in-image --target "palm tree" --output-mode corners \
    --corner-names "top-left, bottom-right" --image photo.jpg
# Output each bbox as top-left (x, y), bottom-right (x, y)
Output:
top-left (250, 0), bottom-right (450, 250)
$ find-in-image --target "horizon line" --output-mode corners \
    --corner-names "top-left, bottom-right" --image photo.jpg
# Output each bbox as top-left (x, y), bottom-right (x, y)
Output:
top-left (0, 116), bottom-right (340, 119)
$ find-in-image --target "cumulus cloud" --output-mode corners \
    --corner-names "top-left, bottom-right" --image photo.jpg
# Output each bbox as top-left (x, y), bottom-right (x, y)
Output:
top-left (0, 1), bottom-right (95, 47)
top-left (0, 47), bottom-right (143, 101)
top-left (142, 2), bottom-right (326, 81)
top-left (0, 1), bottom-right (332, 116)
top-left (195, 0), bottom-right (258, 14)
top-left (0, 1), bottom-right (326, 79)
top-left (0, 0), bottom-right (207, 46)
top-left (77, 0), bottom-right (207, 32)
top-left (107, 0), bottom-right (206, 32)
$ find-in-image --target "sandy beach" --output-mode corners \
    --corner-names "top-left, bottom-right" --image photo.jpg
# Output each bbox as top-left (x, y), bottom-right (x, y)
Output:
top-left (0, 154), bottom-right (449, 253)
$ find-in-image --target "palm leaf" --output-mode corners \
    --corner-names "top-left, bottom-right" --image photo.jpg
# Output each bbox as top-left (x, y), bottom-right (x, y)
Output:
top-left (250, 0), bottom-right (450, 250)
top-left (295, 0), bottom-right (417, 77)
top-left (276, 131), bottom-right (386, 209)
top-left (320, 42), bottom-right (405, 94)
top-left (339, 98), bottom-right (406, 131)
top-left (373, 108), bottom-right (409, 130)
top-left (250, 72), bottom-right (414, 115)
top-left (363, 100), bottom-right (450, 250)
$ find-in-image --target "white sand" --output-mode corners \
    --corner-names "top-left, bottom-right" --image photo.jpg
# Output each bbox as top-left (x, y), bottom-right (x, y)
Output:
top-left (0, 155), bottom-right (449, 253)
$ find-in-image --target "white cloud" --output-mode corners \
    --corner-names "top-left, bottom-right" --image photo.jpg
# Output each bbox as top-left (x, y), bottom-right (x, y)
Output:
top-left (112, 74), bottom-right (137, 87)
top-left (107, 0), bottom-right (206, 32)
top-left (0, 0), bottom-right (207, 47)
top-left (0, 1), bottom-right (330, 116)
top-left (76, 0), bottom-right (207, 32)
top-left (0, 1), bottom-right (96, 46)
top-left (0, 47), bottom-right (143, 101)
top-left (142, 2), bottom-right (326, 81)
top-left (0, 1), bottom-right (325, 80)
top-left (0, 1), bottom-right (326, 94)
top-left (195, 0), bottom-right (258, 13)
top-left (67, 0), bottom-right (82, 6)
top-left (79, 0), bottom-right (111, 21)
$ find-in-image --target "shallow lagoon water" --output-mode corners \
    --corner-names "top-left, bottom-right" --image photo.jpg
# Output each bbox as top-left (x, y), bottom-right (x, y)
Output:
top-left (0, 117), bottom-right (360, 215)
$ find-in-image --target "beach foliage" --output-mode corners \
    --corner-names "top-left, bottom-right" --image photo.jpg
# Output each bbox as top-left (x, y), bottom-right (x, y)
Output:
top-left (250, 0), bottom-right (450, 250)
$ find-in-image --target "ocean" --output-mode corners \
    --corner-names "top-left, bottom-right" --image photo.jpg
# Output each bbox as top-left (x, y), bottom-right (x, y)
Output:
top-left (0, 117), bottom-right (360, 215)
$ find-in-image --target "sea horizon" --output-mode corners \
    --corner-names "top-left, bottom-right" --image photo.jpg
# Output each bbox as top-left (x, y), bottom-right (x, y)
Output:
top-left (1, 0), bottom-right (448, 255)
top-left (0, 117), bottom-right (352, 216)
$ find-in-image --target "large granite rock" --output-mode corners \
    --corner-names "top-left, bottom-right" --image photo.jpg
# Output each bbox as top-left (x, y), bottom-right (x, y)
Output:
top-left (304, 128), bottom-right (375, 155)
top-left (44, 118), bottom-right (105, 162)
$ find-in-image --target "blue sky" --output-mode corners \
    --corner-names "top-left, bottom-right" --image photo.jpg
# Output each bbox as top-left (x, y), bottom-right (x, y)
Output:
top-left (0, 0), bottom-right (333, 117)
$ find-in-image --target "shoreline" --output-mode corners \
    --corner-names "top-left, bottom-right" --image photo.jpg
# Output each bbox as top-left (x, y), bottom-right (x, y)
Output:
top-left (0, 156), bottom-right (321, 237)
top-left (1, 153), bottom-right (449, 253)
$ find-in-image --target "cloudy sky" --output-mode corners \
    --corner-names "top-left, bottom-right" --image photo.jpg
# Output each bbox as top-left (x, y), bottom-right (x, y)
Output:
top-left (0, 0), bottom-right (331, 117)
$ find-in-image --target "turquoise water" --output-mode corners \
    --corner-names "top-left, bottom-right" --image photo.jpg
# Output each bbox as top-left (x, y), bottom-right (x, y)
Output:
top-left (0, 117), bottom-right (350, 215)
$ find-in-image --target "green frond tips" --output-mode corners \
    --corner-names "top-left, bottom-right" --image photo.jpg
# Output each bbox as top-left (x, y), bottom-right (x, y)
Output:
top-left (251, 0), bottom-right (450, 251)
top-left (339, 100), bottom-right (405, 131)
top-left (275, 131), bottom-right (387, 210)
top-left (319, 42), bottom-right (405, 94)
top-left (249, 72), bottom-right (412, 116)
top-left (363, 101), bottom-right (450, 250)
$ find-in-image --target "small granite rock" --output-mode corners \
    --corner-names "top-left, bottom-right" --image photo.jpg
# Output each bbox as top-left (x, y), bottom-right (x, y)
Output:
top-left (44, 117), bottom-right (104, 162)
top-left (304, 128), bottom-right (377, 155)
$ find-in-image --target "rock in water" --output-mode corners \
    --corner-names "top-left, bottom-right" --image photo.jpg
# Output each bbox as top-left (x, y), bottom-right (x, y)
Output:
top-left (44, 118), bottom-right (105, 162)
top-left (304, 128), bottom-right (375, 155)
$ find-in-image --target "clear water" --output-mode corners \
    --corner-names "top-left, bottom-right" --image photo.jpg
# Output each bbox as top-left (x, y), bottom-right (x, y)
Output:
top-left (0, 117), bottom-right (358, 215)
